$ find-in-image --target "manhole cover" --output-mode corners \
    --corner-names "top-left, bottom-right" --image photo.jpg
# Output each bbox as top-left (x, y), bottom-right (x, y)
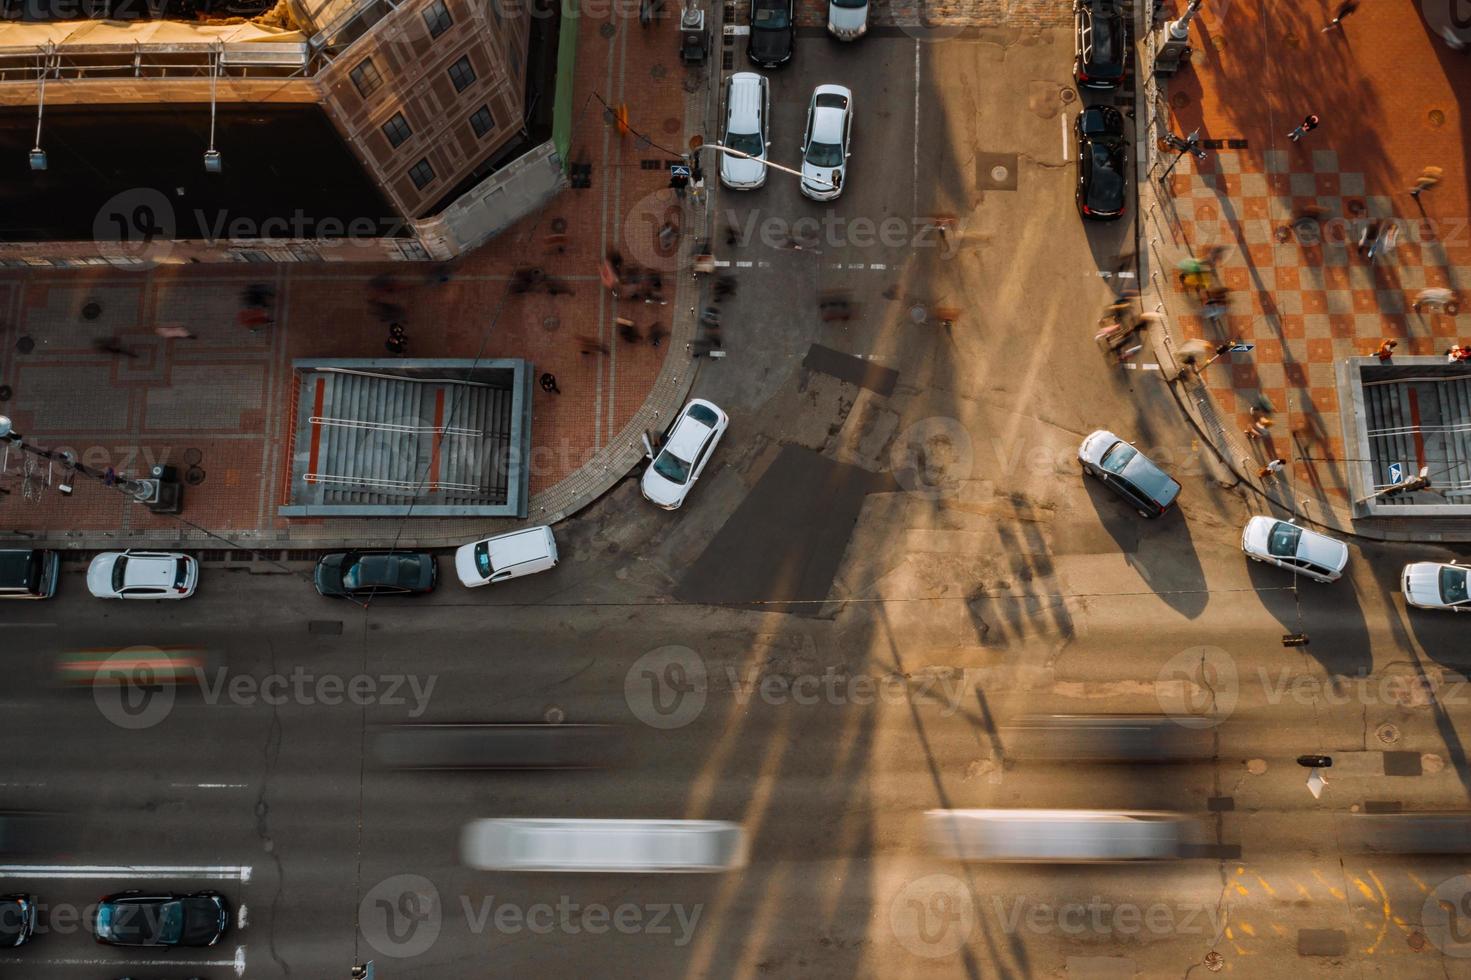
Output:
top-left (0, 385), bottom-right (10, 402)
top-left (1171, 91), bottom-right (1191, 109)
top-left (1408, 931), bottom-right (1427, 951)
top-left (550, 217), bottom-right (568, 234)
top-left (908, 304), bottom-right (928, 324)
top-left (1376, 723), bottom-right (1400, 744)
top-left (651, 63), bottom-right (667, 79)
top-left (1059, 88), bottom-right (1076, 103)
top-left (183, 447), bottom-right (203, 466)
top-left (683, 74), bottom-right (701, 95)
top-left (662, 116), bottom-right (681, 134)
top-left (991, 165), bottom-right (1010, 183)
top-left (1204, 950), bottom-right (1224, 972)
top-left (1246, 758), bottom-right (1268, 774)
top-left (599, 21), bottom-right (616, 37)
top-left (1429, 109), bottom-right (1446, 127)
top-left (184, 466), bottom-right (206, 486)
top-left (81, 301), bottom-right (102, 321)
top-left (15, 337), bottom-right (33, 354)
top-left (542, 315), bottom-right (561, 332)
top-left (544, 705), bottom-right (565, 724)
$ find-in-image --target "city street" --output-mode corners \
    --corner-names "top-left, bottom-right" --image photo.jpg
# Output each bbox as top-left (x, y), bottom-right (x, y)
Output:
top-left (3, 3), bottom-right (1471, 980)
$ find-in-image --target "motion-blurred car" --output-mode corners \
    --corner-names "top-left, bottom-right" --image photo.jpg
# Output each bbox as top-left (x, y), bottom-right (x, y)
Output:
top-left (454, 526), bottom-right (558, 588)
top-left (1074, 0), bottom-right (1126, 89)
top-left (641, 399), bottom-right (729, 510)
top-left (926, 809), bottom-right (1187, 862)
top-left (55, 646), bottom-right (216, 687)
top-left (462, 818), bottom-right (748, 873)
top-left (1078, 430), bottom-right (1181, 517)
top-left (1241, 516), bottom-right (1348, 583)
top-left (0, 894), bottom-right (37, 947)
top-left (800, 84), bottom-right (853, 202)
top-left (314, 551), bottom-right (437, 598)
top-left (826, 0), bottom-right (868, 39)
top-left (1076, 106), bottom-right (1127, 220)
top-left (1401, 561), bottom-right (1471, 611)
top-left (747, 0), bottom-right (794, 67)
top-left (93, 891), bottom-right (229, 947)
top-left (371, 723), bottom-right (625, 770)
top-left (1001, 715), bottom-right (1214, 762)
top-left (86, 551), bottom-right (198, 600)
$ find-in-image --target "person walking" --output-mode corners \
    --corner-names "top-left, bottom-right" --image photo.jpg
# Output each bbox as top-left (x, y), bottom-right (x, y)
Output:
top-left (539, 372), bottom-right (561, 394)
top-left (1416, 287), bottom-right (1457, 314)
top-left (93, 335), bottom-right (138, 358)
top-left (1245, 410), bottom-right (1274, 441)
top-left (154, 325), bottom-right (197, 339)
top-left (1287, 114), bottom-right (1320, 143)
top-left (1410, 166), bottom-right (1444, 199)
top-left (1358, 219), bottom-right (1383, 261)
top-left (1321, 0), bottom-right (1358, 31)
top-left (1258, 458), bottom-right (1286, 479)
top-left (1374, 339), bottom-right (1398, 363)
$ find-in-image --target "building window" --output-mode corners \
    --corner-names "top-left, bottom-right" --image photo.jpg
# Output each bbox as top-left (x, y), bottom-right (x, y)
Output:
top-left (409, 158), bottom-right (436, 190)
top-left (423, 0), bottom-right (453, 38)
top-left (349, 58), bottom-right (383, 97)
top-left (447, 55), bottom-right (476, 93)
top-left (382, 113), bottom-right (413, 148)
top-left (469, 104), bottom-right (495, 139)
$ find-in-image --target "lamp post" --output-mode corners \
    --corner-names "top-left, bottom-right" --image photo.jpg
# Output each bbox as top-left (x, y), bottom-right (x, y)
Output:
top-left (1154, 0), bottom-right (1203, 76)
top-left (0, 413), bottom-right (179, 509)
top-left (1158, 129), bottom-right (1207, 185)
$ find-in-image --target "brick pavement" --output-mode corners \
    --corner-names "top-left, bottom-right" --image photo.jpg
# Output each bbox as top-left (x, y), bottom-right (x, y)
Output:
top-left (1142, 0), bottom-right (1471, 533)
top-left (0, 4), bottom-right (707, 550)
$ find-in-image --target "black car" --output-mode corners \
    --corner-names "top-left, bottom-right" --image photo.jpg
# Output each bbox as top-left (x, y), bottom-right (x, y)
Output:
top-left (314, 551), bottom-right (438, 598)
top-left (93, 890), bottom-right (229, 947)
top-left (0, 894), bottom-right (37, 947)
top-left (747, 0), bottom-right (794, 67)
top-left (1074, 0), bottom-right (1126, 90)
top-left (1076, 106), bottom-right (1127, 220)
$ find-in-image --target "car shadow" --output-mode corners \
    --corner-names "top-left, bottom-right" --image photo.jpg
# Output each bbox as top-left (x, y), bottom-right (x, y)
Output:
top-left (1079, 473), bottom-right (1208, 618)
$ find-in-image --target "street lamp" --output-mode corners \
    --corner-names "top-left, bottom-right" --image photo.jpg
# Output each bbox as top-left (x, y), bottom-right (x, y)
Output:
top-left (1158, 129), bottom-right (1207, 185)
top-left (1154, 0), bottom-right (1203, 76)
top-left (0, 413), bottom-right (180, 510)
top-left (688, 136), bottom-right (837, 192)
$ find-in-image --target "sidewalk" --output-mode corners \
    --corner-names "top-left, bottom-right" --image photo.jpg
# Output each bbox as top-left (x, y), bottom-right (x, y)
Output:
top-left (1139, 0), bottom-right (1471, 541)
top-left (0, 5), bottom-right (711, 551)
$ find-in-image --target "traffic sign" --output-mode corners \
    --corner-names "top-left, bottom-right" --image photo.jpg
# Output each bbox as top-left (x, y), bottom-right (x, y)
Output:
top-left (669, 165), bottom-right (692, 177)
top-left (1228, 343), bottom-right (1255, 353)
top-left (1388, 462), bottom-right (1403, 484)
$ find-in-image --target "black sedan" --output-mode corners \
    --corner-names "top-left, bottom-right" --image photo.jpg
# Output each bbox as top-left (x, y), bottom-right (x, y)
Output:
top-left (314, 551), bottom-right (438, 598)
top-left (1074, 0), bottom-right (1126, 90)
top-left (0, 894), bottom-right (36, 947)
top-left (1076, 106), bottom-right (1127, 220)
top-left (93, 890), bottom-right (229, 947)
top-left (747, 0), bottom-right (794, 67)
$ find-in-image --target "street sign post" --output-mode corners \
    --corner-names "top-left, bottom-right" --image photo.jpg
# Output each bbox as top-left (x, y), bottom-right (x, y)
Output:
top-left (1228, 343), bottom-right (1255, 353)
top-left (1388, 462), bottom-right (1403, 484)
top-left (669, 164), bottom-right (691, 178)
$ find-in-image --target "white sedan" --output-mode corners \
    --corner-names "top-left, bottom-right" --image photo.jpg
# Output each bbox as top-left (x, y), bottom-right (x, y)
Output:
top-left (1402, 561), bottom-right (1471, 611)
top-left (454, 526), bottom-right (558, 588)
top-left (1240, 517), bottom-right (1348, 584)
top-left (800, 84), bottom-right (852, 201)
top-left (86, 551), bottom-right (199, 599)
top-left (641, 399), bottom-right (729, 510)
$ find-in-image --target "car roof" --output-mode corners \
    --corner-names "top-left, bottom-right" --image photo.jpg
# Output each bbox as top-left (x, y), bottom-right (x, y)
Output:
top-left (484, 528), bottom-right (552, 568)
top-left (666, 410), bottom-right (715, 460)
top-left (1295, 527), bottom-right (1347, 567)
top-left (122, 553), bottom-right (177, 588)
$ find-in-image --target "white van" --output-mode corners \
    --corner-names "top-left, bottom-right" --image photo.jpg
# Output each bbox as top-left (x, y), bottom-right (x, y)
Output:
top-left (461, 818), bottom-right (747, 873)
top-left (925, 809), bottom-right (1187, 863)
top-left (454, 526), bottom-right (558, 588)
top-left (720, 72), bottom-right (770, 190)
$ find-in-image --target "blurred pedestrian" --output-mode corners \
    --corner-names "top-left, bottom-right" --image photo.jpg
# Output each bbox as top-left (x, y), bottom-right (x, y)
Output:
top-left (154, 325), bottom-right (197, 339)
top-left (648, 325), bottom-right (666, 348)
top-left (1416, 287), bottom-right (1456, 314)
top-left (1374, 338), bottom-right (1398, 363)
top-left (539, 372), bottom-right (561, 394)
top-left (1321, 0), bottom-right (1358, 31)
top-left (93, 335), bottom-right (137, 358)
top-left (385, 336), bottom-right (406, 356)
top-left (1450, 345), bottom-right (1471, 363)
top-left (1287, 114), bottom-right (1320, 143)
top-left (1358, 219), bottom-right (1382, 260)
top-left (658, 221), bottom-right (679, 250)
top-left (617, 319), bottom-right (642, 344)
top-left (1258, 458), bottom-right (1286, 478)
top-left (1410, 166), bottom-right (1444, 199)
top-left (1245, 411), bottom-right (1274, 441)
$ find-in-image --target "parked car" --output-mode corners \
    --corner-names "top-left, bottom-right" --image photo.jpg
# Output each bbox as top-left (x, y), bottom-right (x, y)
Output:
top-left (454, 526), bottom-right (558, 588)
top-left (720, 72), bottom-right (771, 190)
top-left (826, 0), bottom-right (869, 39)
top-left (1076, 105), bottom-right (1127, 220)
top-left (0, 893), bottom-right (37, 947)
top-left (747, 0), bottom-right (794, 67)
top-left (926, 809), bottom-right (1187, 862)
top-left (641, 399), bottom-right (729, 510)
top-left (92, 890), bottom-right (229, 947)
top-left (800, 85), bottom-right (853, 201)
top-left (0, 548), bottom-right (60, 599)
top-left (1401, 561), bottom-right (1471, 611)
top-left (461, 818), bottom-right (748, 873)
top-left (314, 551), bottom-right (437, 598)
top-left (86, 551), bottom-right (198, 600)
top-left (1078, 430), bottom-right (1181, 517)
top-left (1074, 0), bottom-right (1126, 90)
top-left (1241, 516), bottom-right (1349, 583)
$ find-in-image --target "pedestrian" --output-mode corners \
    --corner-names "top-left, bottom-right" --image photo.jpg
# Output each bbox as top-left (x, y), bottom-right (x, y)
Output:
top-left (1244, 412), bottom-right (1274, 441)
top-left (1415, 287), bottom-right (1456, 314)
top-left (578, 335), bottom-right (610, 356)
top-left (617, 319), bottom-right (642, 344)
top-left (669, 171), bottom-right (688, 200)
top-left (1321, 0), bottom-right (1358, 31)
top-left (1258, 458), bottom-right (1286, 479)
top-left (1358, 219), bottom-right (1382, 260)
top-left (648, 325), bottom-right (666, 348)
top-left (385, 335), bottom-right (406, 356)
top-left (539, 372), bottom-right (561, 394)
top-left (154, 325), bottom-right (197, 339)
top-left (1450, 345), bottom-right (1471, 364)
top-left (1287, 114), bottom-right (1320, 143)
top-left (725, 224), bottom-right (739, 246)
top-left (1374, 339), bottom-right (1398, 363)
top-left (658, 221), bottom-right (679, 250)
top-left (93, 335), bottom-right (138, 358)
top-left (1410, 166), bottom-right (1444, 199)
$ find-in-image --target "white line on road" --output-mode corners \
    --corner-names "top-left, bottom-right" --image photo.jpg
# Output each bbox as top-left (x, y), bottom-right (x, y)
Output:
top-left (0, 864), bottom-right (252, 881)
top-left (170, 782), bottom-right (250, 789)
top-left (912, 40), bottom-right (921, 219)
top-left (736, 260), bottom-right (753, 268)
top-left (238, 903), bottom-right (249, 929)
top-left (713, 259), bottom-right (731, 267)
top-left (1121, 362), bottom-right (1162, 371)
top-left (1062, 112), bottom-right (1069, 161)
top-left (0, 950), bottom-right (246, 975)
top-left (871, 263), bottom-right (886, 270)
top-left (5, 623), bottom-right (56, 627)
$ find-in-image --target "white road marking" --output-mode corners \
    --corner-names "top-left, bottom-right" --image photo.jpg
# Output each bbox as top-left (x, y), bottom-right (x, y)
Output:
top-left (871, 263), bottom-right (886, 270)
top-left (735, 260), bottom-right (753, 268)
top-left (1062, 112), bottom-right (1069, 160)
top-left (1121, 362), bottom-right (1162, 371)
top-left (0, 952), bottom-right (246, 973)
top-left (236, 944), bottom-right (247, 976)
top-left (0, 864), bottom-right (252, 881)
top-left (912, 40), bottom-right (921, 218)
top-left (713, 259), bottom-right (731, 267)
top-left (238, 903), bottom-right (249, 929)
top-left (170, 782), bottom-right (249, 789)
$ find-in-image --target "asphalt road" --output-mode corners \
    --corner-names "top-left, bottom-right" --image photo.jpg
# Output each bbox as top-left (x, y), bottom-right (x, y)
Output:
top-left (3, 15), bottom-right (1471, 980)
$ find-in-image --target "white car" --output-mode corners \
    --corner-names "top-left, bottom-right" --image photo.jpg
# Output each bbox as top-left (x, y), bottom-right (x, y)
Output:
top-left (86, 551), bottom-right (199, 599)
top-left (454, 526), bottom-right (558, 588)
top-left (640, 399), bottom-right (728, 510)
top-left (800, 84), bottom-right (852, 201)
top-left (720, 72), bottom-right (770, 190)
top-left (826, 0), bottom-right (868, 39)
top-left (1401, 561), bottom-right (1471, 611)
top-left (461, 818), bottom-right (748, 873)
top-left (1240, 516), bottom-right (1348, 583)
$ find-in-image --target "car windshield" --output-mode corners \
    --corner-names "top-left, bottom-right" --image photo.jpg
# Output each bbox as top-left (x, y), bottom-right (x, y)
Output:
top-left (173, 558), bottom-right (189, 588)
top-left (1266, 522), bottom-right (1302, 558)
top-left (1091, 15), bottom-right (1114, 56)
top-left (111, 556), bottom-right (128, 592)
top-left (724, 131), bottom-right (764, 156)
top-left (688, 403), bottom-right (720, 426)
top-left (653, 449), bottom-right (693, 485)
top-left (1441, 565), bottom-right (1470, 604)
top-left (1098, 441), bottom-right (1136, 475)
top-left (753, 1), bottom-right (788, 27)
top-left (156, 901), bottom-right (184, 944)
top-left (806, 140), bottom-right (843, 167)
top-left (831, 0), bottom-right (866, 8)
top-left (474, 542), bottom-right (492, 577)
top-left (342, 556), bottom-right (384, 590)
top-left (1087, 145), bottom-right (1123, 207)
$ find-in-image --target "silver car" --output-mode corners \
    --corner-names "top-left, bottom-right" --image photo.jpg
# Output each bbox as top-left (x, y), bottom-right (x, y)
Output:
top-left (826, 0), bottom-right (868, 39)
top-left (1078, 429), bottom-right (1180, 517)
top-left (461, 818), bottom-right (748, 873)
top-left (800, 84), bottom-right (852, 201)
top-left (1401, 561), bottom-right (1471, 611)
top-left (1241, 516), bottom-right (1348, 584)
top-left (720, 72), bottom-right (770, 190)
